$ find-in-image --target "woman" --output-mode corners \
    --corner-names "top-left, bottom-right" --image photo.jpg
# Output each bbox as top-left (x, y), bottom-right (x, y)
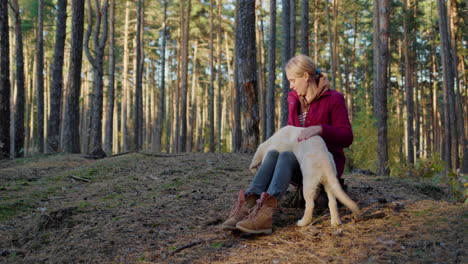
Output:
top-left (222, 54), bottom-right (353, 234)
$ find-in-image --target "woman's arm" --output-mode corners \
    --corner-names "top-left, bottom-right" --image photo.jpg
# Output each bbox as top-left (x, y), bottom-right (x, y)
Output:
top-left (320, 93), bottom-right (353, 148)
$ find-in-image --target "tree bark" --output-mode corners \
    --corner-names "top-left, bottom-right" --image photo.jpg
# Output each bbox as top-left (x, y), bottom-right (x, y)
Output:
top-left (374, 0), bottom-right (390, 175)
top-left (437, 0), bottom-right (455, 172)
top-left (36, 0), bottom-right (45, 153)
top-left (290, 0), bottom-right (296, 58)
top-left (121, 1), bottom-right (130, 152)
top-left (11, 0), bottom-right (25, 157)
top-left (208, 0), bottom-right (215, 152)
top-left (105, 0), bottom-right (115, 153)
top-left (154, 0), bottom-right (167, 153)
top-left (217, 0), bottom-right (223, 151)
top-left (266, 0), bottom-right (276, 138)
top-left (281, 0), bottom-right (291, 126)
top-left (179, 0), bottom-right (191, 152)
top-left (0, 0), bottom-right (10, 159)
top-left (403, 0), bottom-right (414, 164)
top-left (47, 0), bottom-right (67, 153)
top-left (134, 0), bottom-right (144, 151)
top-left (300, 0), bottom-right (309, 56)
top-left (235, 0), bottom-right (259, 152)
top-left (63, 0), bottom-right (85, 153)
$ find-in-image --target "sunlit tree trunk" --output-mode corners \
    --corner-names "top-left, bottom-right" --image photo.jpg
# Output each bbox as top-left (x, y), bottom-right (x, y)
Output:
top-left (121, 1), bottom-right (130, 152)
top-left (11, 0), bottom-right (25, 157)
top-left (63, 0), bottom-right (85, 153)
top-left (403, 0), bottom-right (414, 164)
top-left (437, 0), bottom-right (456, 172)
top-left (235, 0), bottom-right (259, 152)
top-left (325, 0), bottom-right (335, 90)
top-left (374, 0), bottom-right (389, 176)
top-left (216, 0), bottom-right (223, 151)
top-left (105, 0), bottom-right (115, 154)
top-left (179, 0), bottom-right (191, 152)
top-left (208, 0), bottom-right (215, 152)
top-left (154, 0), bottom-right (167, 153)
top-left (134, 0), bottom-right (144, 151)
top-left (36, 0), bottom-right (45, 153)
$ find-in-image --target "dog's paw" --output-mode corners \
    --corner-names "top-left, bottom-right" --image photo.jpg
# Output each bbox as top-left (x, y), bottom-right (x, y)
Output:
top-left (331, 218), bottom-right (342, 226)
top-left (297, 218), bottom-right (311, 227)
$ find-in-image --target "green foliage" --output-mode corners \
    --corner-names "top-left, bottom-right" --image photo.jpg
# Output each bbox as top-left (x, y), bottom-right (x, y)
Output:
top-left (390, 153), bottom-right (444, 179)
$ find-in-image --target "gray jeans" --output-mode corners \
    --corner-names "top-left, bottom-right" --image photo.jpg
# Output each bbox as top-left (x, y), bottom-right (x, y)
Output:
top-left (246, 150), bottom-right (302, 198)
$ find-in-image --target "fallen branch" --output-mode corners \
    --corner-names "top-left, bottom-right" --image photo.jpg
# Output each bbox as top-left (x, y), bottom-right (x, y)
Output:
top-left (69, 175), bottom-right (91, 182)
top-left (139, 152), bottom-right (185, 157)
top-left (107, 151), bottom-right (136, 158)
top-left (169, 234), bottom-right (225, 256)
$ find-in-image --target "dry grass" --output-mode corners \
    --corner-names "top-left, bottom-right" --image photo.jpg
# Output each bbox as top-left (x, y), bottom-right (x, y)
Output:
top-left (0, 153), bottom-right (466, 264)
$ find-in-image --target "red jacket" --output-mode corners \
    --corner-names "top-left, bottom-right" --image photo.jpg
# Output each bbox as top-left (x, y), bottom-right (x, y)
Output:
top-left (287, 89), bottom-right (353, 178)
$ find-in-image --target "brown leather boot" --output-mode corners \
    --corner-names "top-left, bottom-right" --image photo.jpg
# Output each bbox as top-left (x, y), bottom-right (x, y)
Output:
top-left (236, 192), bottom-right (277, 234)
top-left (221, 190), bottom-right (257, 231)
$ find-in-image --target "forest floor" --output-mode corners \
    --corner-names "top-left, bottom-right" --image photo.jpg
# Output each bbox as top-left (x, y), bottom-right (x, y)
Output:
top-left (0, 152), bottom-right (466, 264)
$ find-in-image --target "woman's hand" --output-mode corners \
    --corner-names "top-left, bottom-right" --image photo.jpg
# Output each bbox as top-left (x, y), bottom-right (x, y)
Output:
top-left (297, 125), bottom-right (322, 142)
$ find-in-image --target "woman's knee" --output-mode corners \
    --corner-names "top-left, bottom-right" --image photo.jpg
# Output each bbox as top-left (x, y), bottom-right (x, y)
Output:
top-left (265, 150), bottom-right (279, 160)
top-left (278, 151), bottom-right (296, 162)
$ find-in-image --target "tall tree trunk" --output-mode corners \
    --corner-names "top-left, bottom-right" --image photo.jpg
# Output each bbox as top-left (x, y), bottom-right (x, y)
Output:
top-left (374, 0), bottom-right (389, 175)
top-left (179, 0), bottom-right (191, 152)
top-left (84, 0), bottom-right (108, 158)
top-left (236, 0), bottom-right (259, 152)
top-left (266, 0), bottom-right (276, 138)
top-left (281, 0), bottom-right (291, 126)
top-left (36, 0), bottom-right (45, 153)
top-left (372, 0), bottom-right (379, 113)
top-left (313, 0), bottom-right (319, 63)
top-left (325, 0), bottom-right (335, 90)
top-left (403, 0), bottom-right (414, 164)
top-left (0, 0), bottom-right (10, 159)
top-left (63, 0), bottom-right (85, 153)
top-left (216, 0), bottom-right (223, 151)
top-left (47, 0), bottom-right (67, 153)
top-left (154, 0), bottom-right (167, 153)
top-left (437, 0), bottom-right (455, 172)
top-left (290, 0), bottom-right (296, 57)
top-left (301, 0), bottom-right (309, 55)
top-left (134, 0), bottom-right (144, 151)
top-left (105, 0), bottom-right (115, 154)
top-left (11, 0), bottom-right (25, 157)
top-left (121, 1), bottom-right (130, 152)
top-left (208, 0), bottom-right (215, 152)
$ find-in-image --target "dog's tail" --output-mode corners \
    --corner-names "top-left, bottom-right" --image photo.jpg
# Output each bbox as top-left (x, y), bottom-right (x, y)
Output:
top-left (323, 157), bottom-right (360, 215)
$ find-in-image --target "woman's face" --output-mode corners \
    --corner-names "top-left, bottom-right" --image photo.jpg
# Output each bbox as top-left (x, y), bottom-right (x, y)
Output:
top-left (286, 69), bottom-right (309, 97)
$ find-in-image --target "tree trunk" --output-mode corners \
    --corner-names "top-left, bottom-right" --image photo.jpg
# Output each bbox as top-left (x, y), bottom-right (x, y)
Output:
top-left (300, 0), bottom-right (309, 56)
top-left (325, 0), bottom-right (335, 90)
top-left (36, 0), bottom-right (45, 153)
top-left (266, 0), bottom-right (276, 138)
top-left (437, 0), bottom-right (456, 172)
top-left (281, 0), bottom-right (291, 126)
top-left (105, 0), bottom-right (115, 154)
top-left (403, 0), bottom-right (414, 164)
top-left (235, 0), bottom-right (259, 152)
top-left (0, 0), bottom-right (10, 159)
top-left (154, 0), bottom-right (167, 153)
top-left (208, 0), bottom-right (215, 152)
top-left (11, 0), bottom-right (25, 157)
top-left (374, 0), bottom-right (389, 175)
top-left (134, 0), bottom-right (144, 151)
top-left (47, 0), bottom-right (67, 153)
top-left (63, 0), bottom-right (85, 153)
top-left (217, 0), bottom-right (223, 151)
top-left (232, 0), bottom-right (241, 152)
top-left (290, 0), bottom-right (296, 57)
top-left (121, 1), bottom-right (130, 152)
top-left (179, 0), bottom-right (191, 152)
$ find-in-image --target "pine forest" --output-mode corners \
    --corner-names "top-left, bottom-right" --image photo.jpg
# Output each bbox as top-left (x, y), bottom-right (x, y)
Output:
top-left (0, 0), bottom-right (467, 176)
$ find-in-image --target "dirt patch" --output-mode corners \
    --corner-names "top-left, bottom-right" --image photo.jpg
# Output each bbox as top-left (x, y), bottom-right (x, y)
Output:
top-left (0, 153), bottom-right (466, 263)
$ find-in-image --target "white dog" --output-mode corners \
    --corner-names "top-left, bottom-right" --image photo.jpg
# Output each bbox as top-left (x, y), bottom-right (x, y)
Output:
top-left (249, 126), bottom-right (360, 226)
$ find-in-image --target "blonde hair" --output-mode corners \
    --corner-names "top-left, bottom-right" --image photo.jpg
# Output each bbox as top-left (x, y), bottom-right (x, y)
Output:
top-left (285, 54), bottom-right (317, 79)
